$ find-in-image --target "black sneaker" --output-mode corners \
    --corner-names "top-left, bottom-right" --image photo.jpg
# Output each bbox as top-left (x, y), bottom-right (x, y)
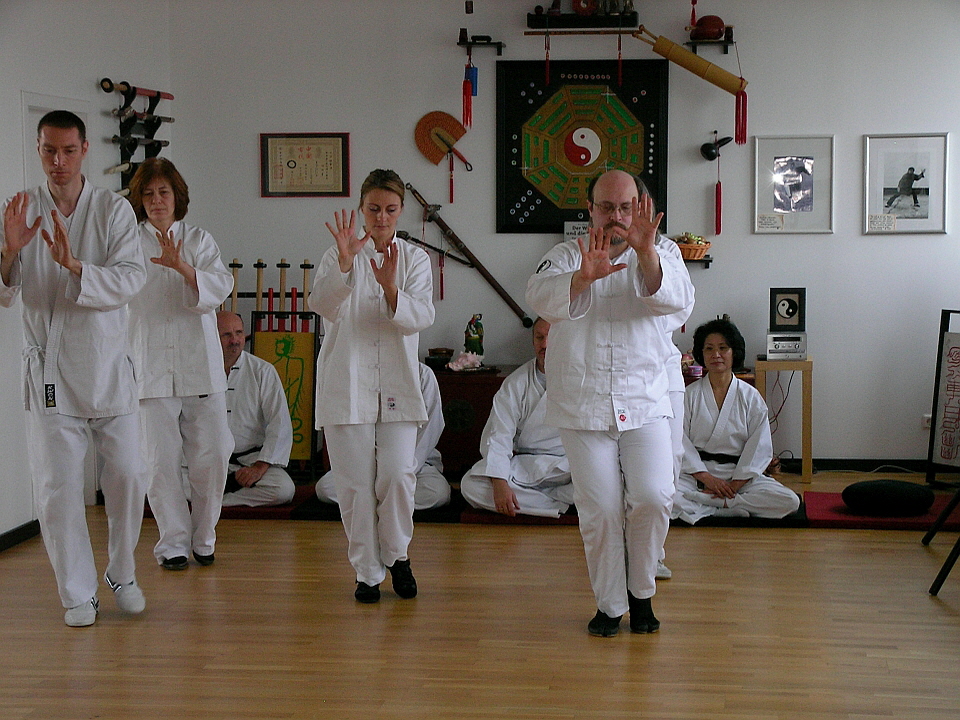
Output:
top-left (388, 559), bottom-right (418, 599)
top-left (161, 555), bottom-right (189, 571)
top-left (355, 582), bottom-right (381, 604)
top-left (194, 551), bottom-right (215, 567)
top-left (628, 592), bottom-right (660, 634)
top-left (587, 610), bottom-right (622, 637)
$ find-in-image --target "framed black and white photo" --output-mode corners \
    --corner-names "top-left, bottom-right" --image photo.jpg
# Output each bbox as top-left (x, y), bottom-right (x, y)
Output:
top-left (754, 135), bottom-right (834, 234)
top-left (864, 133), bottom-right (947, 234)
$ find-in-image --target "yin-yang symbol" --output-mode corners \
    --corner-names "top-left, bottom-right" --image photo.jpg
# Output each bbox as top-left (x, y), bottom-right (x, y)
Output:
top-left (563, 127), bottom-right (601, 167)
top-left (777, 298), bottom-right (799, 319)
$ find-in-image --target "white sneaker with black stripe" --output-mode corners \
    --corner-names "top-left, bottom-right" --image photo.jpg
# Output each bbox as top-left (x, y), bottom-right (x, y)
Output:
top-left (64, 597), bottom-right (99, 627)
top-left (105, 574), bottom-right (146, 614)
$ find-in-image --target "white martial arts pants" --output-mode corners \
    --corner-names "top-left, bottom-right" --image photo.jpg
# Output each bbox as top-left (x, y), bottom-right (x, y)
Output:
top-left (560, 418), bottom-right (674, 618)
top-left (674, 473), bottom-right (801, 523)
top-left (142, 394), bottom-right (232, 562)
top-left (221, 450), bottom-right (296, 507)
top-left (26, 408), bottom-right (146, 609)
top-left (315, 461), bottom-right (450, 511)
top-left (460, 472), bottom-right (575, 518)
top-left (661, 389), bottom-right (685, 564)
top-left (668, 390), bottom-right (684, 486)
top-left (323, 421), bottom-right (418, 586)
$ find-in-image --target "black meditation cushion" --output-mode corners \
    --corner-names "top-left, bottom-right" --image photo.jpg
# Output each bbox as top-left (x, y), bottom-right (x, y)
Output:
top-left (841, 479), bottom-right (935, 517)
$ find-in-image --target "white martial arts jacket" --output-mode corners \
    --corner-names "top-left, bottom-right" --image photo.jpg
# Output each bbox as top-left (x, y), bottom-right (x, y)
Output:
top-left (659, 240), bottom-right (695, 393)
top-left (525, 236), bottom-right (695, 431)
top-left (681, 377), bottom-right (774, 483)
top-left (0, 180), bottom-right (145, 417)
top-left (225, 351), bottom-right (293, 466)
top-left (416, 363), bottom-right (444, 472)
top-left (466, 359), bottom-right (569, 488)
top-left (309, 235), bottom-right (434, 427)
top-left (128, 220), bottom-right (233, 399)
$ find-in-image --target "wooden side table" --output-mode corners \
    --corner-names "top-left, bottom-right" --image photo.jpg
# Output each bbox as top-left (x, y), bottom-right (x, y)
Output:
top-left (433, 366), bottom-right (517, 482)
top-left (754, 357), bottom-right (814, 483)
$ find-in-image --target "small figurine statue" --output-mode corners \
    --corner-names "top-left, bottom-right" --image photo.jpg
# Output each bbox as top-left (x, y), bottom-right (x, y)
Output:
top-left (464, 313), bottom-right (484, 355)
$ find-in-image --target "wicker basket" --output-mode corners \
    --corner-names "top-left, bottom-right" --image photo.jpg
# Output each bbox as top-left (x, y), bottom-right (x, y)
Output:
top-left (677, 242), bottom-right (711, 260)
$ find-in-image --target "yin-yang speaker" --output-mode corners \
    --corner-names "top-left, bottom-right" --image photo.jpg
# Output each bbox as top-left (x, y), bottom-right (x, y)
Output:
top-left (769, 287), bottom-right (806, 332)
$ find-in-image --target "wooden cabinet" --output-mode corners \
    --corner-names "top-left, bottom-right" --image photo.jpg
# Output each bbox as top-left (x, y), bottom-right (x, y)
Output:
top-left (433, 366), bottom-right (517, 482)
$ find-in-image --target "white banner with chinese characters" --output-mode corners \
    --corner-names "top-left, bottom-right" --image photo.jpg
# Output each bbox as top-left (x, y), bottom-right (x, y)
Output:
top-left (933, 331), bottom-right (960, 466)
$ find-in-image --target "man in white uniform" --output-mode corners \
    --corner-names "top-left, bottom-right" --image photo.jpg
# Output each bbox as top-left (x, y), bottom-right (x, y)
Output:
top-left (315, 362), bottom-right (449, 510)
top-left (0, 111), bottom-right (147, 627)
top-left (217, 311), bottom-right (296, 507)
top-left (526, 170), bottom-right (694, 637)
top-left (460, 318), bottom-right (575, 518)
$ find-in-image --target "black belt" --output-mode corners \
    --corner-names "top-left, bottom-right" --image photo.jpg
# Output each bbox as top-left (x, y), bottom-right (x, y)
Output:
top-left (230, 445), bottom-right (262, 465)
top-left (698, 450), bottom-right (741, 465)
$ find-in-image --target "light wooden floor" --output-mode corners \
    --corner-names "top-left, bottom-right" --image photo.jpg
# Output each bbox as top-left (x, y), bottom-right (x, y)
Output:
top-left (2, 472), bottom-right (959, 720)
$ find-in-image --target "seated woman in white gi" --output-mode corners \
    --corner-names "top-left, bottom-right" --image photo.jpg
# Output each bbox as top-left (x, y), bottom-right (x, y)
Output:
top-left (673, 318), bottom-right (800, 524)
top-left (460, 318), bottom-right (575, 518)
top-left (315, 363), bottom-right (450, 510)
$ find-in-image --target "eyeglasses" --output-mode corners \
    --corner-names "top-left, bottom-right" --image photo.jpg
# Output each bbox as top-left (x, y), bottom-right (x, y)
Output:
top-left (593, 201), bottom-right (635, 216)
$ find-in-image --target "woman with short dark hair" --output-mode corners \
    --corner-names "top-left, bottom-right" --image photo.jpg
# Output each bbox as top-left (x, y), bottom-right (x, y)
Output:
top-left (674, 318), bottom-right (799, 524)
top-left (127, 157), bottom-right (234, 571)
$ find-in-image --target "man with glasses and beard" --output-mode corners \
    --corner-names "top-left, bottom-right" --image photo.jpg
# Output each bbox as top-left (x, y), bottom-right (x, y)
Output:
top-left (526, 170), bottom-right (694, 638)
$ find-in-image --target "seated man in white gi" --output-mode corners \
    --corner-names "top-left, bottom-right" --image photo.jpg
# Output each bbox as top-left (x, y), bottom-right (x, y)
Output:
top-left (217, 311), bottom-right (296, 507)
top-left (460, 318), bottom-right (576, 518)
top-left (315, 362), bottom-right (450, 510)
top-left (673, 318), bottom-right (800, 524)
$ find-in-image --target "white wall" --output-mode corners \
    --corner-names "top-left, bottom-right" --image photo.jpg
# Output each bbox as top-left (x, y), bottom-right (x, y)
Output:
top-left (1, 0), bottom-right (958, 536)
top-left (167, 0), bottom-right (960, 462)
top-left (0, 0), bottom-right (171, 535)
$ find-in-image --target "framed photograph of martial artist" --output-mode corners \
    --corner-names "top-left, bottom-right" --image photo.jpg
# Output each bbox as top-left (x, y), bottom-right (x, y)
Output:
top-left (753, 135), bottom-right (834, 234)
top-left (864, 133), bottom-right (948, 234)
top-left (495, 59), bottom-right (669, 234)
top-left (260, 132), bottom-right (350, 197)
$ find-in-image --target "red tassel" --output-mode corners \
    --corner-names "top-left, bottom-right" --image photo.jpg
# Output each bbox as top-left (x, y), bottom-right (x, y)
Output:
top-left (691, 0), bottom-right (698, 26)
top-left (462, 77), bottom-right (472, 128)
top-left (267, 288), bottom-right (275, 331)
top-left (735, 87), bottom-right (748, 145)
top-left (715, 181), bottom-right (722, 235)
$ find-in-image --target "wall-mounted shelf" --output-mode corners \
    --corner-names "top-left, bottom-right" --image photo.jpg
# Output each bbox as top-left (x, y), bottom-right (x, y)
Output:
top-left (685, 255), bottom-right (713, 269)
top-left (457, 38), bottom-right (505, 55)
top-left (526, 11), bottom-right (638, 30)
top-left (685, 39), bottom-right (735, 55)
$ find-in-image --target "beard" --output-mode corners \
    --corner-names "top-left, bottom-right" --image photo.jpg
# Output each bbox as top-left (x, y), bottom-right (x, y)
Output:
top-left (604, 220), bottom-right (629, 245)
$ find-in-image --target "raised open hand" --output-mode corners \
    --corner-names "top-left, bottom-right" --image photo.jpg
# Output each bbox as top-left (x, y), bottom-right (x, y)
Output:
top-left (41, 210), bottom-right (82, 276)
top-left (578, 226), bottom-right (627, 284)
top-left (623, 194), bottom-right (663, 256)
top-left (151, 228), bottom-right (186, 271)
top-left (2, 192), bottom-right (42, 259)
top-left (325, 209), bottom-right (371, 273)
top-left (370, 240), bottom-right (399, 291)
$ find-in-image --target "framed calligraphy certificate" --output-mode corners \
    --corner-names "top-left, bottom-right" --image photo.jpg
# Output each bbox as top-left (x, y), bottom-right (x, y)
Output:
top-left (260, 133), bottom-right (349, 197)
